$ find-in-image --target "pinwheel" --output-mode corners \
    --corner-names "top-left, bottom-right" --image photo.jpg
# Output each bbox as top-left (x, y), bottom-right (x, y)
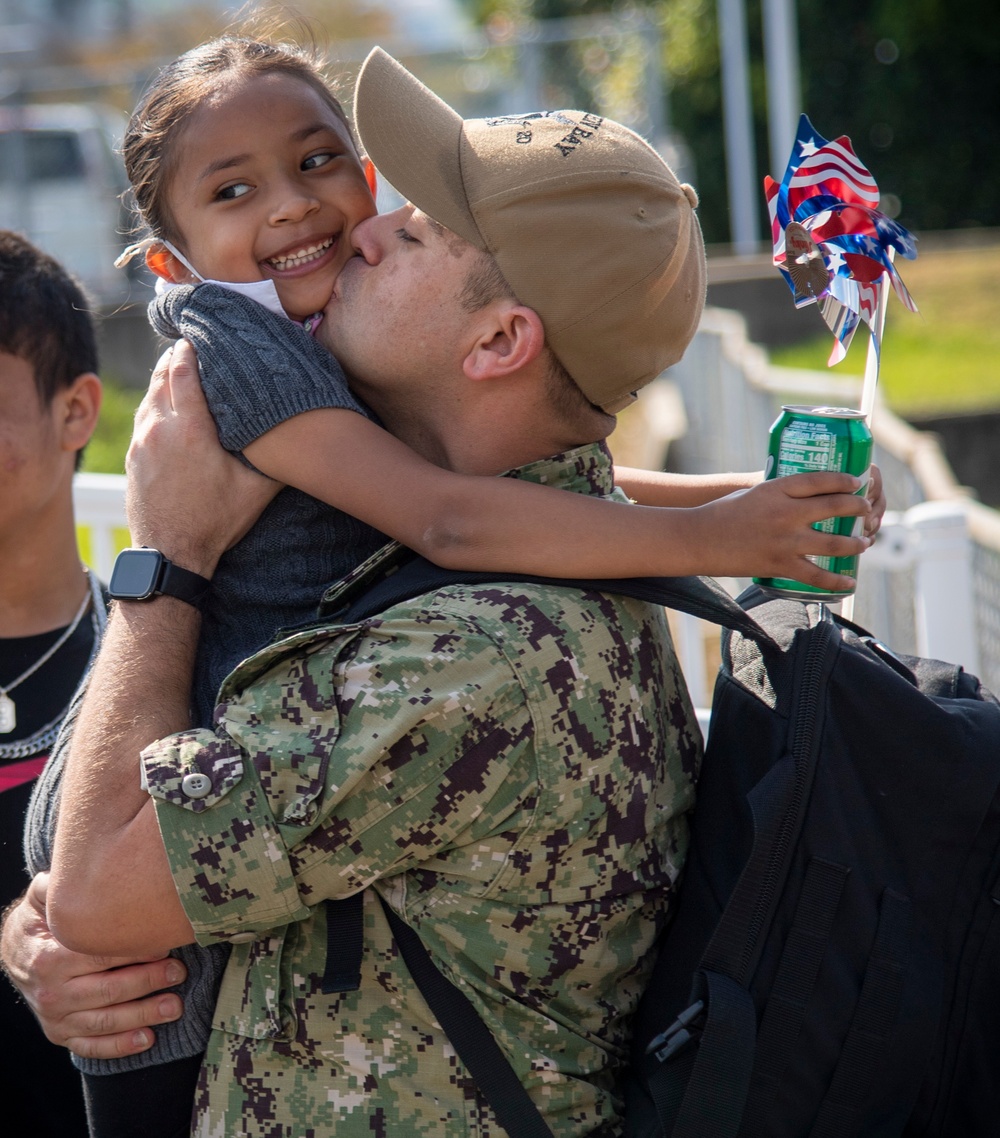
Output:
top-left (764, 114), bottom-right (918, 368)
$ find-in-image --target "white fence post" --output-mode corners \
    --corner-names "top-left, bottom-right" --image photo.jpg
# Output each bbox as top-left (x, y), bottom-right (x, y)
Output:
top-left (672, 612), bottom-right (711, 711)
top-left (73, 472), bottom-right (128, 581)
top-left (908, 500), bottom-right (979, 672)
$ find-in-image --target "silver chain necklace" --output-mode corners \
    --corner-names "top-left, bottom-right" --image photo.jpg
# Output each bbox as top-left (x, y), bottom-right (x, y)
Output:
top-left (0, 572), bottom-right (95, 736)
top-left (0, 570), bottom-right (106, 761)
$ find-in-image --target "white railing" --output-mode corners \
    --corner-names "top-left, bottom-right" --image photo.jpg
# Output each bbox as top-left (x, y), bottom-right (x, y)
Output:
top-left (74, 307), bottom-right (999, 705)
top-left (642, 306), bottom-right (1000, 700)
top-left (73, 471), bottom-right (129, 581)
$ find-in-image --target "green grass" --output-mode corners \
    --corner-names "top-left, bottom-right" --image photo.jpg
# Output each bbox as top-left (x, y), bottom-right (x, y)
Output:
top-left (81, 380), bottom-right (144, 475)
top-left (769, 242), bottom-right (1000, 417)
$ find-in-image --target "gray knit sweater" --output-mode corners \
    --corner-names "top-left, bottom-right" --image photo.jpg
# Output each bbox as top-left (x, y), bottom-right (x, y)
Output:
top-left (155, 284), bottom-right (388, 728)
top-left (26, 283), bottom-right (389, 1073)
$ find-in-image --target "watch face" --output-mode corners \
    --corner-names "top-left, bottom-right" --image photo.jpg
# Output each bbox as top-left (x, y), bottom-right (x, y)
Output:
top-left (108, 549), bottom-right (162, 600)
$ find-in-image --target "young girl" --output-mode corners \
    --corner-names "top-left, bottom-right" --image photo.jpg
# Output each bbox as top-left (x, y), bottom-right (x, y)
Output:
top-left (32, 31), bottom-right (876, 1138)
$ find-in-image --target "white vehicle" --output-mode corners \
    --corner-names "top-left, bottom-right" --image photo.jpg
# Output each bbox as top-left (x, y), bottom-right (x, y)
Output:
top-left (0, 102), bottom-right (131, 303)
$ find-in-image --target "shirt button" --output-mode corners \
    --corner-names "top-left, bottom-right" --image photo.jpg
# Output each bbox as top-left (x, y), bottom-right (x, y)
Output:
top-left (181, 772), bottom-right (212, 799)
top-left (228, 932), bottom-right (255, 944)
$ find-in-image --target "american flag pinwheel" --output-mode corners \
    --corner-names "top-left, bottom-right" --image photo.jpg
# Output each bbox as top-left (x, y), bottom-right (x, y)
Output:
top-left (764, 114), bottom-right (918, 366)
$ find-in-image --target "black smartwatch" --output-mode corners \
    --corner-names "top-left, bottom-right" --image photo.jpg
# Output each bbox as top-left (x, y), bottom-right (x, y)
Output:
top-left (108, 548), bottom-right (211, 609)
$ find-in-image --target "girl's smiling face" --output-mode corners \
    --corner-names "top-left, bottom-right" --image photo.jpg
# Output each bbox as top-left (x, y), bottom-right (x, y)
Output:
top-left (159, 71), bottom-right (377, 321)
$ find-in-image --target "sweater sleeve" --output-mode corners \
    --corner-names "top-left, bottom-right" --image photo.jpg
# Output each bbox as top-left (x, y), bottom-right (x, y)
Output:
top-left (24, 679), bottom-right (228, 1073)
top-left (149, 283), bottom-right (373, 454)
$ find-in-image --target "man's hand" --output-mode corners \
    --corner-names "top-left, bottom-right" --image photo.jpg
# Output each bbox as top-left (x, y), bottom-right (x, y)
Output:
top-left (126, 340), bottom-right (279, 577)
top-left (2, 875), bottom-right (186, 1060)
top-left (690, 470), bottom-right (876, 591)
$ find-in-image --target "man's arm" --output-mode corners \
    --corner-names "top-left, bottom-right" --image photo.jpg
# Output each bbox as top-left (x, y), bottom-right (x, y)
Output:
top-left (48, 597), bottom-right (200, 954)
top-left (1, 874), bottom-right (187, 1060)
top-left (47, 342), bottom-right (276, 957)
top-left (614, 466), bottom-right (759, 507)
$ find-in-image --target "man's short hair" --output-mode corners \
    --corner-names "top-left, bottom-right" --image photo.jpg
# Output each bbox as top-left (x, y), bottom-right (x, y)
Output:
top-left (0, 229), bottom-right (100, 407)
top-left (458, 250), bottom-right (515, 314)
top-left (460, 250), bottom-right (615, 439)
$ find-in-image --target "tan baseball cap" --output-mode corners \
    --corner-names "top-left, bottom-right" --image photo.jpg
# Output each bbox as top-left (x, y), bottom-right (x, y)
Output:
top-left (353, 47), bottom-right (707, 413)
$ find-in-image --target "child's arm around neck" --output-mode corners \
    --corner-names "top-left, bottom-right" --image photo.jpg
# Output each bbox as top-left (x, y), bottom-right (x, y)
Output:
top-left (157, 281), bottom-right (876, 594)
top-left (247, 409), bottom-right (874, 593)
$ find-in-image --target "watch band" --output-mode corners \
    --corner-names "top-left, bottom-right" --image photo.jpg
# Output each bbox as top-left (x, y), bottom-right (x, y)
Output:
top-left (156, 557), bottom-right (212, 608)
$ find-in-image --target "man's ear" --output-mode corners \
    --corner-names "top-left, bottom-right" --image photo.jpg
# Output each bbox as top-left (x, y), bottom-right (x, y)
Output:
top-left (364, 159), bottom-right (378, 201)
top-left (58, 372), bottom-right (103, 457)
top-left (463, 305), bottom-right (545, 382)
top-left (145, 243), bottom-right (196, 284)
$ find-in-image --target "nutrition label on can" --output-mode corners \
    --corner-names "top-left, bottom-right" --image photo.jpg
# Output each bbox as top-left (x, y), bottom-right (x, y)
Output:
top-left (776, 421), bottom-right (843, 476)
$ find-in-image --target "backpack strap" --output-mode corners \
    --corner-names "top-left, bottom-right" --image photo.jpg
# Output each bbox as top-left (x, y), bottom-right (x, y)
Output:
top-left (378, 895), bottom-right (555, 1138)
top-left (336, 555), bottom-right (772, 646)
top-left (321, 890), bottom-right (554, 1137)
top-left (320, 891), bottom-right (365, 994)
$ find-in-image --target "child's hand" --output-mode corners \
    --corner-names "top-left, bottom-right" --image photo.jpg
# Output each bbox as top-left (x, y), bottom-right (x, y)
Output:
top-left (690, 471), bottom-right (874, 591)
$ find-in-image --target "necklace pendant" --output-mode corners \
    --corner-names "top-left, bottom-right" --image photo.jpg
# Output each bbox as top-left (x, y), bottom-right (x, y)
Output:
top-left (0, 693), bottom-right (15, 734)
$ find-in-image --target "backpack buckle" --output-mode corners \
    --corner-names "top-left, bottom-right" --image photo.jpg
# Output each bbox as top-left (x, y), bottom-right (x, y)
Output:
top-left (645, 999), bottom-right (706, 1064)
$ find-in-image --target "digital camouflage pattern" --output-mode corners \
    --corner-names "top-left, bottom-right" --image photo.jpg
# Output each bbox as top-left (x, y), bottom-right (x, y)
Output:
top-left (142, 444), bottom-right (703, 1137)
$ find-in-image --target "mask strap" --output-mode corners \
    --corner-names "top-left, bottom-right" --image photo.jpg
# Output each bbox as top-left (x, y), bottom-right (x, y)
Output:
top-left (159, 240), bottom-right (205, 282)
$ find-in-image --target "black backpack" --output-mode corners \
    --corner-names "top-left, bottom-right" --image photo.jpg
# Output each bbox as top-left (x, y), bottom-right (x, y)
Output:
top-left (330, 558), bottom-right (1000, 1138)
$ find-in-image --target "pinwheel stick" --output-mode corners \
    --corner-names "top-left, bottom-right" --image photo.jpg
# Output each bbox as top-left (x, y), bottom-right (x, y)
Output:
top-left (842, 250), bottom-right (894, 621)
top-left (860, 247), bottom-right (895, 428)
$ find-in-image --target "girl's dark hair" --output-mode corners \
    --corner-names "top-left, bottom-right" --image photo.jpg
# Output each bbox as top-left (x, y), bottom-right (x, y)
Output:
top-left (123, 34), bottom-right (350, 243)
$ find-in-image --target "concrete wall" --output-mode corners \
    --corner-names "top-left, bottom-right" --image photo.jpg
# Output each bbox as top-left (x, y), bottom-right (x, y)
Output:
top-left (705, 253), bottom-right (825, 348)
top-left (906, 410), bottom-right (1000, 508)
top-left (95, 300), bottom-right (160, 388)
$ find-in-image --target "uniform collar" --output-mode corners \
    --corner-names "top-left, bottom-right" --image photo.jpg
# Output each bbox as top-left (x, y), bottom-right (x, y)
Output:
top-left (500, 440), bottom-right (616, 497)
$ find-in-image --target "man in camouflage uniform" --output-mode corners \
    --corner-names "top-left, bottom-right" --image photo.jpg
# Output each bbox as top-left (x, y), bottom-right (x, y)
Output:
top-left (43, 50), bottom-right (708, 1136)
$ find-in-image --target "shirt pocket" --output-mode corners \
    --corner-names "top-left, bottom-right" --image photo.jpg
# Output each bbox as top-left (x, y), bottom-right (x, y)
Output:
top-left (222, 629), bottom-right (367, 828)
top-left (213, 929), bottom-right (290, 1040)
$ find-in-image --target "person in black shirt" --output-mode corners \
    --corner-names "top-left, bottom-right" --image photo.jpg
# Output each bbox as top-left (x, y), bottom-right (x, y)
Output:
top-left (0, 229), bottom-right (103, 1138)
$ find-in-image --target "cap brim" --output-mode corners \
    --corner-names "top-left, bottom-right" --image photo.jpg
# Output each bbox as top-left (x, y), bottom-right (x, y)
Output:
top-left (354, 48), bottom-right (482, 249)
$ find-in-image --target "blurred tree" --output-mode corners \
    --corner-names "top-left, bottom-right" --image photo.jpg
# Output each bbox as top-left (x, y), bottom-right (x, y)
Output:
top-left (460, 0), bottom-right (738, 242)
top-left (457, 0), bottom-right (1000, 245)
top-left (799, 0), bottom-right (1000, 234)
top-left (65, 1), bottom-right (395, 115)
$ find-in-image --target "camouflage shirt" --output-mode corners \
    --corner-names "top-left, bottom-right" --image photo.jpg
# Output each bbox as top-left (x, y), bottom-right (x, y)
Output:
top-left (142, 443), bottom-right (702, 1138)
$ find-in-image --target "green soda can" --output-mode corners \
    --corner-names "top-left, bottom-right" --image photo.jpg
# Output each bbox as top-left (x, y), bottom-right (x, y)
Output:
top-left (754, 405), bottom-right (873, 602)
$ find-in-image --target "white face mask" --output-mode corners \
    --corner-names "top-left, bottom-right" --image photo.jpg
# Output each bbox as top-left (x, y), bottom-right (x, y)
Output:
top-left (155, 240), bottom-right (289, 320)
